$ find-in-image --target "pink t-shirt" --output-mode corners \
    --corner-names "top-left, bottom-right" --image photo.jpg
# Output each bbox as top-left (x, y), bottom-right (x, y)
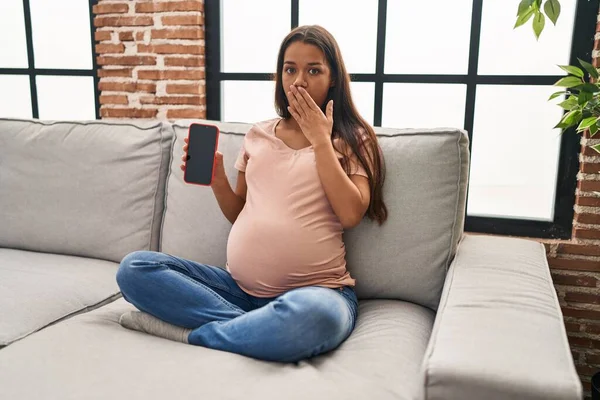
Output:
top-left (226, 118), bottom-right (368, 298)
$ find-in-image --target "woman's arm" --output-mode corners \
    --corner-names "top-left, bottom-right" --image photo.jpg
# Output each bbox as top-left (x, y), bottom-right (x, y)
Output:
top-left (211, 171), bottom-right (247, 224)
top-left (313, 142), bottom-right (370, 229)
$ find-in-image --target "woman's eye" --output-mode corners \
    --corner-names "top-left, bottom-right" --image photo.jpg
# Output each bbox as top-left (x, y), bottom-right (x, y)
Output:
top-left (285, 67), bottom-right (295, 74)
top-left (309, 68), bottom-right (320, 75)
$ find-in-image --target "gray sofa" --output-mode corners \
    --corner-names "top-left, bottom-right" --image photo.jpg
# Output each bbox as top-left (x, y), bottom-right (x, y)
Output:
top-left (0, 117), bottom-right (581, 400)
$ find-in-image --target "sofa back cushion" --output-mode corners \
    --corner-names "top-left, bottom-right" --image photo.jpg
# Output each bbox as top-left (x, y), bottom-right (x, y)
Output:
top-left (0, 118), bottom-right (174, 263)
top-left (161, 120), bottom-right (469, 310)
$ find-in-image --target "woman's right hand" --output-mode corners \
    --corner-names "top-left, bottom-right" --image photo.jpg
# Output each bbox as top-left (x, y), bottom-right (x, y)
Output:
top-left (180, 138), bottom-right (228, 188)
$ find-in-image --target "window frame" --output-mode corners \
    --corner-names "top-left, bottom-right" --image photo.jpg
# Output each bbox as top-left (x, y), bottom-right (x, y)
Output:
top-left (205, 0), bottom-right (599, 239)
top-left (0, 0), bottom-right (100, 119)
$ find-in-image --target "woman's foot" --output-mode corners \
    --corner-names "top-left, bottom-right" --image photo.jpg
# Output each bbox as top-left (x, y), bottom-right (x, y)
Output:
top-left (119, 311), bottom-right (192, 344)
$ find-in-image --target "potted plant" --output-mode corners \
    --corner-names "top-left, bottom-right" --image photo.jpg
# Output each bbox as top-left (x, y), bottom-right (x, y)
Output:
top-left (515, 0), bottom-right (600, 153)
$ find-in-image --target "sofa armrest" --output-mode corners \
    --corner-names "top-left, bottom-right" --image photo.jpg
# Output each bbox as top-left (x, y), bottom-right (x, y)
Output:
top-left (421, 234), bottom-right (582, 400)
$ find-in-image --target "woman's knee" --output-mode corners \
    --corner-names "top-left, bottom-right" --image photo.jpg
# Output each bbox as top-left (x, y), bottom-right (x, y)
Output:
top-left (279, 287), bottom-right (350, 336)
top-left (116, 250), bottom-right (161, 291)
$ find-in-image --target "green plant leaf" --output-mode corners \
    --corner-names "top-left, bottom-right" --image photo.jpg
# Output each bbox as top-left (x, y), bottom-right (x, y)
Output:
top-left (514, 7), bottom-right (535, 28)
top-left (577, 83), bottom-right (600, 93)
top-left (534, 0), bottom-right (542, 9)
top-left (548, 91), bottom-right (567, 101)
top-left (590, 143), bottom-right (600, 154)
top-left (558, 65), bottom-right (584, 78)
top-left (579, 91), bottom-right (593, 105)
top-left (590, 123), bottom-right (599, 138)
top-left (517, 0), bottom-right (534, 15)
top-left (577, 117), bottom-right (599, 132)
top-left (544, 0), bottom-right (561, 25)
top-left (558, 96), bottom-right (579, 110)
top-left (555, 76), bottom-right (584, 88)
top-left (578, 58), bottom-right (600, 79)
top-left (556, 109), bottom-right (582, 129)
top-left (533, 11), bottom-right (546, 39)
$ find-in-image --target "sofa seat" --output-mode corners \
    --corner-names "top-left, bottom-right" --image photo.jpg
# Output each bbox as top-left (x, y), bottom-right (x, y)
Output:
top-left (0, 248), bottom-right (120, 346)
top-left (0, 297), bottom-right (435, 400)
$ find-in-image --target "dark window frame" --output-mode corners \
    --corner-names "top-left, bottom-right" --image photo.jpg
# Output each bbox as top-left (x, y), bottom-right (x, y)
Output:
top-left (0, 0), bottom-right (100, 119)
top-left (205, 0), bottom-right (599, 239)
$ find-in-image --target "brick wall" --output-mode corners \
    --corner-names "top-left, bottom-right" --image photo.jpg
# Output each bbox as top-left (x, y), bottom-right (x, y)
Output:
top-left (545, 12), bottom-right (600, 398)
top-left (93, 0), bottom-right (205, 120)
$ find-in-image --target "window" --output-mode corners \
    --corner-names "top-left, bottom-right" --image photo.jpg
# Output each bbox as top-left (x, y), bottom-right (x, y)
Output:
top-left (0, 0), bottom-right (99, 120)
top-left (205, 0), bottom-right (599, 238)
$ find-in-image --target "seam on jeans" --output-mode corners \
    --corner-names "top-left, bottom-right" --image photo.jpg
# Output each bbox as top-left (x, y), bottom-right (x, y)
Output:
top-left (161, 258), bottom-right (255, 307)
top-left (158, 259), bottom-right (248, 313)
top-left (168, 268), bottom-right (244, 313)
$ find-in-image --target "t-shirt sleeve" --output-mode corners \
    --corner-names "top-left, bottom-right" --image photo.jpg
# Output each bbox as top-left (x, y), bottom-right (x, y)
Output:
top-left (234, 140), bottom-right (249, 172)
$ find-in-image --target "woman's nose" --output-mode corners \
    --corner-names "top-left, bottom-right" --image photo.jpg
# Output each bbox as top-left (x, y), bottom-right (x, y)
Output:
top-left (293, 74), bottom-right (307, 87)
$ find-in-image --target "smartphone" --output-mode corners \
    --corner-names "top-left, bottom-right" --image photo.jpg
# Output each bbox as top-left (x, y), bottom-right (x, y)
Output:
top-left (183, 123), bottom-right (220, 186)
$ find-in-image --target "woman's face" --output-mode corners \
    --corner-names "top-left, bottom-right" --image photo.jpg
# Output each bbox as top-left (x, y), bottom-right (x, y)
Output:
top-left (282, 41), bottom-right (334, 110)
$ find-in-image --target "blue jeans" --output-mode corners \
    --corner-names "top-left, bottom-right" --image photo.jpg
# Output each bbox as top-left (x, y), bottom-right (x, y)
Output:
top-left (116, 250), bottom-right (358, 363)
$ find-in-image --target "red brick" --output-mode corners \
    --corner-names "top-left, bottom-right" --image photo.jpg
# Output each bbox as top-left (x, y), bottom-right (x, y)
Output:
top-left (583, 379), bottom-right (592, 392)
top-left (166, 83), bottom-right (203, 95)
top-left (569, 335), bottom-right (594, 348)
top-left (549, 257), bottom-right (600, 272)
top-left (92, 3), bottom-right (129, 14)
top-left (100, 108), bottom-right (158, 118)
top-left (137, 69), bottom-right (205, 80)
top-left (94, 30), bottom-right (112, 41)
top-left (99, 95), bottom-right (128, 105)
top-left (95, 43), bottom-right (125, 54)
top-left (566, 322), bottom-right (583, 332)
top-left (140, 96), bottom-right (202, 105)
top-left (559, 244), bottom-right (600, 257)
top-left (98, 82), bottom-right (156, 93)
top-left (563, 308), bottom-right (600, 321)
top-left (166, 108), bottom-right (205, 119)
top-left (566, 292), bottom-right (600, 304)
top-left (137, 44), bottom-right (203, 55)
top-left (136, 32), bottom-right (145, 41)
top-left (578, 180), bottom-right (600, 192)
top-left (577, 364), bottom-right (597, 377)
top-left (164, 56), bottom-right (204, 67)
top-left (594, 57), bottom-right (600, 69)
top-left (576, 213), bottom-right (600, 225)
top-left (586, 324), bottom-right (600, 334)
top-left (97, 68), bottom-right (133, 78)
top-left (151, 28), bottom-right (203, 40)
top-left (96, 55), bottom-right (156, 66)
top-left (581, 163), bottom-right (600, 174)
top-left (118, 31), bottom-right (134, 41)
top-left (576, 196), bottom-right (600, 207)
top-left (135, 1), bottom-right (203, 13)
top-left (582, 144), bottom-right (600, 156)
top-left (161, 15), bottom-right (204, 26)
top-left (551, 272), bottom-right (597, 287)
top-left (595, 39), bottom-right (600, 51)
top-left (94, 16), bottom-right (153, 28)
top-left (574, 229), bottom-right (600, 240)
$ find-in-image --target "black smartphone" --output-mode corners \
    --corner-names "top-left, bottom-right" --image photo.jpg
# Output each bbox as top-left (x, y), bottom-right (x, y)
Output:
top-left (183, 123), bottom-right (220, 186)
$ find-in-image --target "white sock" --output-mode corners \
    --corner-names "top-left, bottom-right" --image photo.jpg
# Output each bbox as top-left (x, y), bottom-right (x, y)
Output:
top-left (119, 311), bottom-right (192, 344)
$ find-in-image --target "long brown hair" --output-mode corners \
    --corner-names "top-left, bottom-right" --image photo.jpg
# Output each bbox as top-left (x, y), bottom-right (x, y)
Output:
top-left (274, 25), bottom-right (388, 225)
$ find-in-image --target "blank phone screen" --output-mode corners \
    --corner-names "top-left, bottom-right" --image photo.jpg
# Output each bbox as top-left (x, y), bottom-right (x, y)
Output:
top-left (184, 124), bottom-right (219, 185)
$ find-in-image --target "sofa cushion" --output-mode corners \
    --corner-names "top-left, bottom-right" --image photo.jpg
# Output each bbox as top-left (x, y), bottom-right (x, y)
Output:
top-left (0, 118), bottom-right (174, 263)
top-left (0, 248), bottom-right (120, 346)
top-left (0, 297), bottom-right (434, 400)
top-left (162, 120), bottom-right (469, 310)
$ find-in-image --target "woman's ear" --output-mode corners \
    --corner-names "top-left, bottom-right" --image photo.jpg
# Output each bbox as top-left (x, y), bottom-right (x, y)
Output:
top-left (330, 78), bottom-right (335, 88)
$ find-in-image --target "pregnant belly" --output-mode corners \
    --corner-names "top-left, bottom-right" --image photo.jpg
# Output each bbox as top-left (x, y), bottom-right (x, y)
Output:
top-left (225, 214), bottom-right (346, 295)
